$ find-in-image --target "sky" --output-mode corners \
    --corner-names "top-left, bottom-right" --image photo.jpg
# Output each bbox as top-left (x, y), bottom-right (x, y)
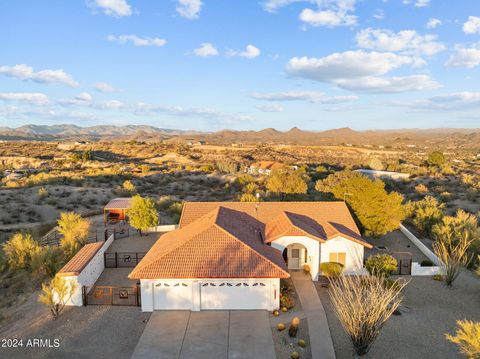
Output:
top-left (1, 0), bottom-right (480, 131)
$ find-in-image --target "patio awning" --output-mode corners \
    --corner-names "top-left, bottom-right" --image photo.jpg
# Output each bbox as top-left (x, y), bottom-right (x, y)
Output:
top-left (104, 198), bottom-right (132, 210)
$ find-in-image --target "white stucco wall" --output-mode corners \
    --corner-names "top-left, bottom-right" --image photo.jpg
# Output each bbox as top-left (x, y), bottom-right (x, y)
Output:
top-left (139, 278), bottom-right (279, 312)
top-left (271, 236), bottom-right (320, 280)
top-left (320, 236), bottom-right (365, 275)
top-left (62, 234), bottom-right (115, 306)
top-left (411, 262), bottom-right (444, 276)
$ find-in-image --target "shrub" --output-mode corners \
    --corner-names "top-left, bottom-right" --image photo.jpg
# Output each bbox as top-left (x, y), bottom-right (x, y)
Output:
top-left (238, 193), bottom-right (257, 202)
top-left (446, 320), bottom-right (480, 358)
top-left (320, 262), bottom-right (344, 279)
top-left (432, 274), bottom-right (444, 281)
top-left (427, 151), bottom-right (445, 167)
top-left (280, 293), bottom-right (295, 309)
top-left (365, 254), bottom-right (397, 278)
top-left (31, 246), bottom-right (65, 277)
top-left (407, 196), bottom-right (445, 236)
top-left (414, 184), bottom-right (428, 194)
top-left (38, 276), bottom-right (77, 320)
top-left (2, 232), bottom-right (41, 271)
top-left (329, 275), bottom-right (407, 356)
top-left (58, 212), bottom-right (90, 260)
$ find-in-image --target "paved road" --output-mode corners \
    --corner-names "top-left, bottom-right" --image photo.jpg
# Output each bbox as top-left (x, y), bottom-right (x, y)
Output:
top-left (290, 271), bottom-right (336, 359)
top-left (131, 310), bottom-right (276, 359)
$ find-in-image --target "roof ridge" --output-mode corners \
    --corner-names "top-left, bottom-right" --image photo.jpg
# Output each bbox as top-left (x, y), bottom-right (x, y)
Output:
top-left (212, 221), bottom-right (289, 277)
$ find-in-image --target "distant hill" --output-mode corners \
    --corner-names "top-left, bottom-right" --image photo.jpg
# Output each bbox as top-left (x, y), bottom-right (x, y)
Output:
top-left (0, 124), bottom-right (478, 149)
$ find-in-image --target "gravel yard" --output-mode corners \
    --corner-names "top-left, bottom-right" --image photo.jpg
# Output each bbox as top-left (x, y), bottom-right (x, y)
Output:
top-left (316, 272), bottom-right (480, 359)
top-left (1, 304), bottom-right (150, 359)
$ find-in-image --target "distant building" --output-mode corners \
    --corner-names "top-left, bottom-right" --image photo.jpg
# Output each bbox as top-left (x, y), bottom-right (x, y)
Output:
top-left (246, 161), bottom-right (297, 175)
top-left (355, 169), bottom-right (410, 181)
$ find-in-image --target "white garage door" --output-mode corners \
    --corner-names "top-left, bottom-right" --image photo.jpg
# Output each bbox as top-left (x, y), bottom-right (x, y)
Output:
top-left (153, 282), bottom-right (193, 310)
top-left (200, 281), bottom-right (270, 310)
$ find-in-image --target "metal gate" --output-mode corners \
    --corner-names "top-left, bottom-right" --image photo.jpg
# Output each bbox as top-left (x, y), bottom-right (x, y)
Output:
top-left (83, 285), bottom-right (140, 306)
top-left (104, 252), bottom-right (146, 268)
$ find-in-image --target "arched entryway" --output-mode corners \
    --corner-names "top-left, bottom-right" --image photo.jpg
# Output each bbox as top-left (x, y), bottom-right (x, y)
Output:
top-left (282, 243), bottom-right (308, 270)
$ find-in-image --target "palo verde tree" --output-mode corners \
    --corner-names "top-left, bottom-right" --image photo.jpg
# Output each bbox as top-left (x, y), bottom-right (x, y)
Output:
top-left (38, 276), bottom-right (77, 320)
top-left (266, 169), bottom-right (309, 201)
top-left (2, 232), bottom-right (41, 271)
top-left (127, 194), bottom-right (159, 235)
top-left (315, 171), bottom-right (406, 237)
top-left (58, 212), bottom-right (90, 260)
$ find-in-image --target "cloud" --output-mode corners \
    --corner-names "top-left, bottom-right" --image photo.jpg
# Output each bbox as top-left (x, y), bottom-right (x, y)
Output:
top-left (94, 82), bottom-right (117, 92)
top-left (263, 1), bottom-right (357, 28)
top-left (228, 45), bottom-right (261, 59)
top-left (335, 75), bottom-right (439, 93)
top-left (251, 91), bottom-right (358, 103)
top-left (356, 28), bottom-right (445, 56)
top-left (300, 8), bottom-right (357, 27)
top-left (193, 43), bottom-right (219, 57)
top-left (0, 64), bottom-right (79, 87)
top-left (256, 104), bottom-right (284, 112)
top-left (402, 0), bottom-right (430, 7)
top-left (372, 9), bottom-right (384, 20)
top-left (402, 92), bottom-right (480, 111)
top-left (107, 35), bottom-right (166, 47)
top-left (133, 103), bottom-right (253, 123)
top-left (286, 50), bottom-right (434, 93)
top-left (463, 16), bottom-right (480, 34)
top-left (88, 0), bottom-right (132, 17)
top-left (58, 93), bottom-right (125, 109)
top-left (445, 43), bottom-right (480, 68)
top-left (176, 0), bottom-right (203, 19)
top-left (0, 92), bottom-right (49, 105)
top-left (426, 18), bottom-right (441, 29)
top-left (287, 50), bottom-right (425, 82)
top-left (414, 0), bottom-right (430, 7)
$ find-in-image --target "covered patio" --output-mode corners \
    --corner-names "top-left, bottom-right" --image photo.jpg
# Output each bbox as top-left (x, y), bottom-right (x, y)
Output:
top-left (103, 197), bottom-right (132, 225)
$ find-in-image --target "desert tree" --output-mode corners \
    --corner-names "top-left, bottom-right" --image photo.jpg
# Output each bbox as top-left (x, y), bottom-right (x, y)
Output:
top-left (58, 212), bottom-right (90, 260)
top-left (406, 196), bottom-right (445, 236)
top-left (432, 210), bottom-right (479, 287)
top-left (266, 169), bottom-right (309, 201)
top-left (446, 320), bottom-right (480, 358)
top-left (328, 275), bottom-right (407, 356)
top-left (2, 232), bottom-right (41, 271)
top-left (38, 276), bottom-right (76, 320)
top-left (427, 151), bottom-right (446, 167)
top-left (127, 194), bottom-right (159, 235)
top-left (365, 254), bottom-right (398, 278)
top-left (316, 171), bottom-right (406, 237)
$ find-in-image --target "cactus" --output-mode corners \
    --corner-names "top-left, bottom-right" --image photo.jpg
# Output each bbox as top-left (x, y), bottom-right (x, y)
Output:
top-left (289, 317), bottom-right (300, 337)
top-left (281, 306), bottom-right (288, 312)
top-left (272, 309), bottom-right (280, 316)
top-left (291, 351), bottom-right (299, 359)
top-left (298, 339), bottom-right (306, 347)
top-left (277, 323), bottom-right (285, 331)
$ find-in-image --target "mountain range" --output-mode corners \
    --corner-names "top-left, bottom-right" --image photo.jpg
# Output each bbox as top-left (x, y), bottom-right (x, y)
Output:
top-left (0, 124), bottom-right (478, 148)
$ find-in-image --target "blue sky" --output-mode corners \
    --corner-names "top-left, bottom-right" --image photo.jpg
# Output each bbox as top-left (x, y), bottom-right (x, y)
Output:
top-left (1, 0), bottom-right (480, 131)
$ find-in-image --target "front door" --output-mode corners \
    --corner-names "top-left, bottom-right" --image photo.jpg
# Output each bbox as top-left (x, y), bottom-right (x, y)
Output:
top-left (288, 246), bottom-right (306, 270)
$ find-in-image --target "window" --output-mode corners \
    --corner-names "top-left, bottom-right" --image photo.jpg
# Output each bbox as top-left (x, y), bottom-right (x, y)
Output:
top-left (329, 252), bottom-right (346, 266)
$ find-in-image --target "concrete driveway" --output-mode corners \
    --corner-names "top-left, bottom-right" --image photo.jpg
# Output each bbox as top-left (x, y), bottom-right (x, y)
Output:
top-left (131, 310), bottom-right (276, 359)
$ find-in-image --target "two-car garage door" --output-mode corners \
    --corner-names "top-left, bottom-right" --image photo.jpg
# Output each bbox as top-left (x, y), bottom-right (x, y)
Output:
top-left (153, 280), bottom-right (272, 310)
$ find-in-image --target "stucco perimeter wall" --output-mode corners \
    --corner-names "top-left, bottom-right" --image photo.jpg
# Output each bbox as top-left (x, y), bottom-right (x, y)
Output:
top-left (271, 236), bottom-right (320, 280)
top-left (399, 224), bottom-right (441, 266)
top-left (139, 278), bottom-right (280, 312)
top-left (62, 234), bottom-right (115, 306)
top-left (320, 236), bottom-right (365, 275)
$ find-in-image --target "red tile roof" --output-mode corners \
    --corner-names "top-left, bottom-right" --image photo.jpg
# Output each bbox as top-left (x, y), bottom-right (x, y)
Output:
top-left (104, 197), bottom-right (132, 210)
top-left (57, 242), bottom-right (104, 277)
top-left (180, 202), bottom-right (371, 247)
top-left (129, 206), bottom-right (289, 279)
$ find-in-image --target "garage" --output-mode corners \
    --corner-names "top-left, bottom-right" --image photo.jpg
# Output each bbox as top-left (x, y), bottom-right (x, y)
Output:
top-left (200, 281), bottom-right (272, 310)
top-left (153, 282), bottom-right (193, 310)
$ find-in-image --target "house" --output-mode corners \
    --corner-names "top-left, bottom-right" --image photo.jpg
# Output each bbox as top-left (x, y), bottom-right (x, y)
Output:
top-left (129, 201), bottom-right (372, 312)
top-left (355, 169), bottom-right (410, 181)
top-left (103, 197), bottom-right (132, 224)
top-left (246, 161), bottom-right (297, 175)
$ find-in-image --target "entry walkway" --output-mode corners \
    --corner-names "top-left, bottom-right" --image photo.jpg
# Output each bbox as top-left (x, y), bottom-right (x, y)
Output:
top-left (290, 271), bottom-right (336, 359)
top-left (131, 310), bottom-right (276, 359)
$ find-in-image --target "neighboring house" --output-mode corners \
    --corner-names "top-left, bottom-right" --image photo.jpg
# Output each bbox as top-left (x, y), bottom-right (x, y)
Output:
top-left (129, 201), bottom-right (372, 312)
top-left (103, 197), bottom-right (132, 224)
top-left (355, 169), bottom-right (410, 181)
top-left (246, 161), bottom-right (297, 175)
